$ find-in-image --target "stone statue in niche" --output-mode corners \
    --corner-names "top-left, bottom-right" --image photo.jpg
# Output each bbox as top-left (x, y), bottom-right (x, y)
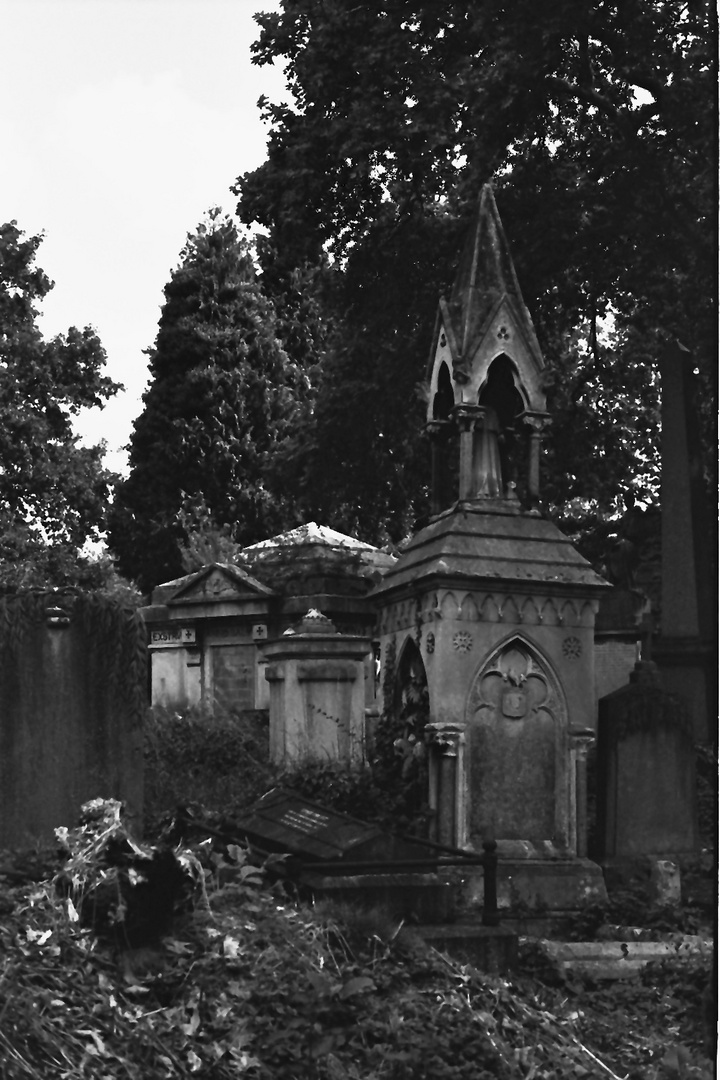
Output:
top-left (474, 406), bottom-right (504, 497)
top-left (475, 355), bottom-right (526, 500)
top-left (467, 641), bottom-right (565, 846)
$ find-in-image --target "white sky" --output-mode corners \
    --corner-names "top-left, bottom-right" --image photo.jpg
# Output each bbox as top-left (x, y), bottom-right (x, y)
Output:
top-left (1, 0), bottom-right (286, 474)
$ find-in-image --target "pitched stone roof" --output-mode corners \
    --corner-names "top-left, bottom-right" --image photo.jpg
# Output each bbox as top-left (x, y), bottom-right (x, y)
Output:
top-left (373, 504), bottom-right (609, 599)
top-left (241, 522), bottom-right (387, 554)
top-left (238, 522), bottom-right (397, 593)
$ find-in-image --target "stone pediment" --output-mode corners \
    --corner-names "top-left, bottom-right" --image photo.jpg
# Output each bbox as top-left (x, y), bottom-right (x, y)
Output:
top-left (167, 563), bottom-right (275, 606)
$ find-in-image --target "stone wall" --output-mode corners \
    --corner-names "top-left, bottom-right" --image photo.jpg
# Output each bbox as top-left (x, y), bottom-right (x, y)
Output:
top-left (0, 592), bottom-right (146, 846)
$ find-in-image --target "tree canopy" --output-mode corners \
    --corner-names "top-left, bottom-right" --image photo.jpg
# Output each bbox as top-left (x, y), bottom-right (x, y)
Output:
top-left (109, 211), bottom-right (313, 593)
top-left (235, 0), bottom-right (716, 546)
top-left (0, 221), bottom-right (121, 591)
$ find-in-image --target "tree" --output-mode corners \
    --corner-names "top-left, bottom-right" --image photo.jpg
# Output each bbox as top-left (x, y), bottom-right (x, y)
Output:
top-left (0, 221), bottom-right (120, 591)
top-left (108, 211), bottom-right (311, 593)
top-left (235, 0), bottom-right (716, 543)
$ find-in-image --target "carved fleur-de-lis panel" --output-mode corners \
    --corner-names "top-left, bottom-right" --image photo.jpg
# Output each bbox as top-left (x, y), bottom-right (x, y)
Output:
top-left (467, 637), bottom-right (566, 845)
top-left (469, 641), bottom-right (554, 722)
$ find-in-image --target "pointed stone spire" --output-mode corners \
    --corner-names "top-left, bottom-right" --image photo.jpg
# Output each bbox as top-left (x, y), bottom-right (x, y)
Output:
top-left (442, 185), bottom-right (544, 386)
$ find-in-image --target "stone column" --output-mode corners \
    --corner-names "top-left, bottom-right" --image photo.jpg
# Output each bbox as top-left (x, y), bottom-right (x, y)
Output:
top-left (427, 722), bottom-right (466, 848)
top-left (570, 728), bottom-right (595, 858)
top-left (454, 405), bottom-right (481, 502)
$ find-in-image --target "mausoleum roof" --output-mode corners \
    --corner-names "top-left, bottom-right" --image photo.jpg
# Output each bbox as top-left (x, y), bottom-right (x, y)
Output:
top-left (373, 504), bottom-right (608, 599)
top-left (241, 522), bottom-right (388, 555)
top-left (238, 522), bottom-right (396, 596)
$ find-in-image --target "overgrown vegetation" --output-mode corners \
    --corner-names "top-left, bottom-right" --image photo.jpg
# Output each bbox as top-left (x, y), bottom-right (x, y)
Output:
top-left (144, 694), bottom-right (433, 842)
top-left (0, 222), bottom-right (126, 593)
top-left (0, 800), bottom-right (713, 1078)
top-left (144, 707), bottom-right (274, 835)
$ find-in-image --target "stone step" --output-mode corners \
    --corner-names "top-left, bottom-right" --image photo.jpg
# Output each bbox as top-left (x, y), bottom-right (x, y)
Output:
top-left (536, 935), bottom-right (713, 981)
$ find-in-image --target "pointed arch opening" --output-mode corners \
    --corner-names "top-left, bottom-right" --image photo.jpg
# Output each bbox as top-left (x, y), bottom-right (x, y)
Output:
top-left (475, 354), bottom-right (531, 503)
top-left (429, 362), bottom-right (459, 515)
top-left (433, 362), bottom-right (455, 420)
top-left (382, 636), bottom-right (430, 822)
top-left (394, 637), bottom-right (429, 734)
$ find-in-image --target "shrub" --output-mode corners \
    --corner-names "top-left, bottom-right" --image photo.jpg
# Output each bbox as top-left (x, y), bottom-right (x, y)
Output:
top-left (277, 751), bottom-right (432, 836)
top-left (143, 706), bottom-right (273, 834)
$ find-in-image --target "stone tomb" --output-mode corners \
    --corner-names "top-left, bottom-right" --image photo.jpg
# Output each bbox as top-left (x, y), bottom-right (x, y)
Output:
top-left (373, 187), bottom-right (609, 914)
top-left (142, 523), bottom-right (394, 721)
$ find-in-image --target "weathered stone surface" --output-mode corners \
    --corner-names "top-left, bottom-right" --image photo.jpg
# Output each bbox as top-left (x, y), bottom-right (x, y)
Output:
top-left (264, 614), bottom-right (371, 764)
top-left (417, 923), bottom-right (518, 973)
top-left (537, 935), bottom-right (712, 981)
top-left (0, 593), bottom-right (145, 847)
top-left (373, 504), bottom-right (607, 597)
top-left (456, 858), bottom-right (607, 916)
top-left (596, 662), bottom-right (698, 859)
top-left (302, 872), bottom-right (456, 924)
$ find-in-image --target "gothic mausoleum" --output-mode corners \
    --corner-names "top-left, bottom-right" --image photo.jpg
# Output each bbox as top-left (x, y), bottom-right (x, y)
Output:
top-left (372, 186), bottom-right (610, 910)
top-left (141, 189), bottom-right (653, 912)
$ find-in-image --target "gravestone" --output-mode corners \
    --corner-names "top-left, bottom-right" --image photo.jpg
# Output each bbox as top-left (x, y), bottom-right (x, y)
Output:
top-left (596, 660), bottom-right (698, 866)
top-left (0, 591), bottom-right (146, 846)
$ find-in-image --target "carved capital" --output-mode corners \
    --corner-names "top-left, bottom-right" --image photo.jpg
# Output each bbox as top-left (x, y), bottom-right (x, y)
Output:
top-left (569, 727), bottom-right (596, 759)
top-left (453, 403), bottom-right (483, 431)
top-left (425, 419), bottom-right (452, 440)
top-left (520, 410), bottom-right (551, 434)
top-left (426, 721), bottom-right (466, 757)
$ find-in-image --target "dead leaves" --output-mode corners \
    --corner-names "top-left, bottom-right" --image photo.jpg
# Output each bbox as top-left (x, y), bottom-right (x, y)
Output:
top-left (0, 801), bottom-right (713, 1079)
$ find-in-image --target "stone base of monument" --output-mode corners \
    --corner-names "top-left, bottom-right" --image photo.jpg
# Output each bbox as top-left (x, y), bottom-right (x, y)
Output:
top-left (599, 854), bottom-right (688, 905)
top-left (300, 871), bottom-right (458, 924)
top-left (416, 923), bottom-right (518, 973)
top-left (457, 857), bottom-right (608, 932)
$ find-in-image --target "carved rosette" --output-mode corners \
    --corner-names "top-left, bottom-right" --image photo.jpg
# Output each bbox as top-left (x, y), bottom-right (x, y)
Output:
top-left (562, 636), bottom-right (582, 660)
top-left (452, 630), bottom-right (473, 653)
